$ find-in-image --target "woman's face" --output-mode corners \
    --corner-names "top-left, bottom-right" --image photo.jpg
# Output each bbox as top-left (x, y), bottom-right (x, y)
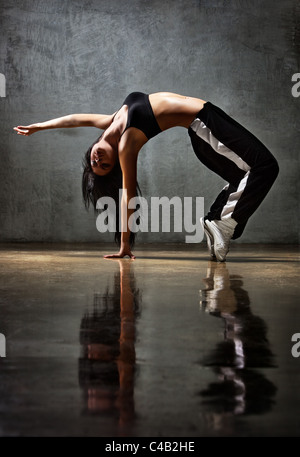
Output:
top-left (90, 137), bottom-right (117, 176)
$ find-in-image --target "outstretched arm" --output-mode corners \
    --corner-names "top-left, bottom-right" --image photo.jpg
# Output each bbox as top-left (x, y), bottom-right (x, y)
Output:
top-left (13, 113), bottom-right (115, 136)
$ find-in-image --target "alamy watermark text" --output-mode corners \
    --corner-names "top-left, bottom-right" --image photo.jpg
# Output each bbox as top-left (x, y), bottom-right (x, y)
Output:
top-left (0, 73), bottom-right (5, 98)
top-left (0, 333), bottom-right (6, 357)
top-left (96, 191), bottom-right (204, 243)
top-left (291, 73), bottom-right (300, 98)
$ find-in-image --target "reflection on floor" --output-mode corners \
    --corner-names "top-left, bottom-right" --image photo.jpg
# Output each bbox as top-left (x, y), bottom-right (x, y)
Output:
top-left (199, 262), bottom-right (277, 426)
top-left (0, 243), bottom-right (299, 437)
top-left (79, 261), bottom-right (139, 426)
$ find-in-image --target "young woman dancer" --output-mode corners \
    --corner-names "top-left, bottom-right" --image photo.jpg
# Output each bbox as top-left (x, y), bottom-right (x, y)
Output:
top-left (14, 91), bottom-right (279, 261)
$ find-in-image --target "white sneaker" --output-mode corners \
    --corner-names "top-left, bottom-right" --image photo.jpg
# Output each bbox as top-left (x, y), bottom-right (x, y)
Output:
top-left (200, 217), bottom-right (216, 260)
top-left (205, 219), bottom-right (237, 262)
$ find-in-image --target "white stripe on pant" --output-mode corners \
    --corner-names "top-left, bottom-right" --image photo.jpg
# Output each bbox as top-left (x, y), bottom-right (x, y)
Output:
top-left (188, 102), bottom-right (279, 239)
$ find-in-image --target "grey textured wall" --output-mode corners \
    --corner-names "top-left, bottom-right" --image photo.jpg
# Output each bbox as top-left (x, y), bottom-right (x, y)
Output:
top-left (0, 0), bottom-right (299, 243)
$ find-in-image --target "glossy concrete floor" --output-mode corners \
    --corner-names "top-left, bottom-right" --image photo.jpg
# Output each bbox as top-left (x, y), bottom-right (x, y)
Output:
top-left (0, 242), bottom-right (299, 437)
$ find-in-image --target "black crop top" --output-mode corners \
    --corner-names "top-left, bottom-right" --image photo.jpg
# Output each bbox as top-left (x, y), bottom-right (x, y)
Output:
top-left (120, 92), bottom-right (162, 140)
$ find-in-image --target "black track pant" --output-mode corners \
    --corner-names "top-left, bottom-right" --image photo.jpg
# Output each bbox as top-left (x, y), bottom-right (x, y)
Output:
top-left (188, 102), bottom-right (279, 239)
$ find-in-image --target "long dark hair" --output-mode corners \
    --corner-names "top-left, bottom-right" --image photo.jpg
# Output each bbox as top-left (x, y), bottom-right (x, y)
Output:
top-left (82, 135), bottom-right (141, 247)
